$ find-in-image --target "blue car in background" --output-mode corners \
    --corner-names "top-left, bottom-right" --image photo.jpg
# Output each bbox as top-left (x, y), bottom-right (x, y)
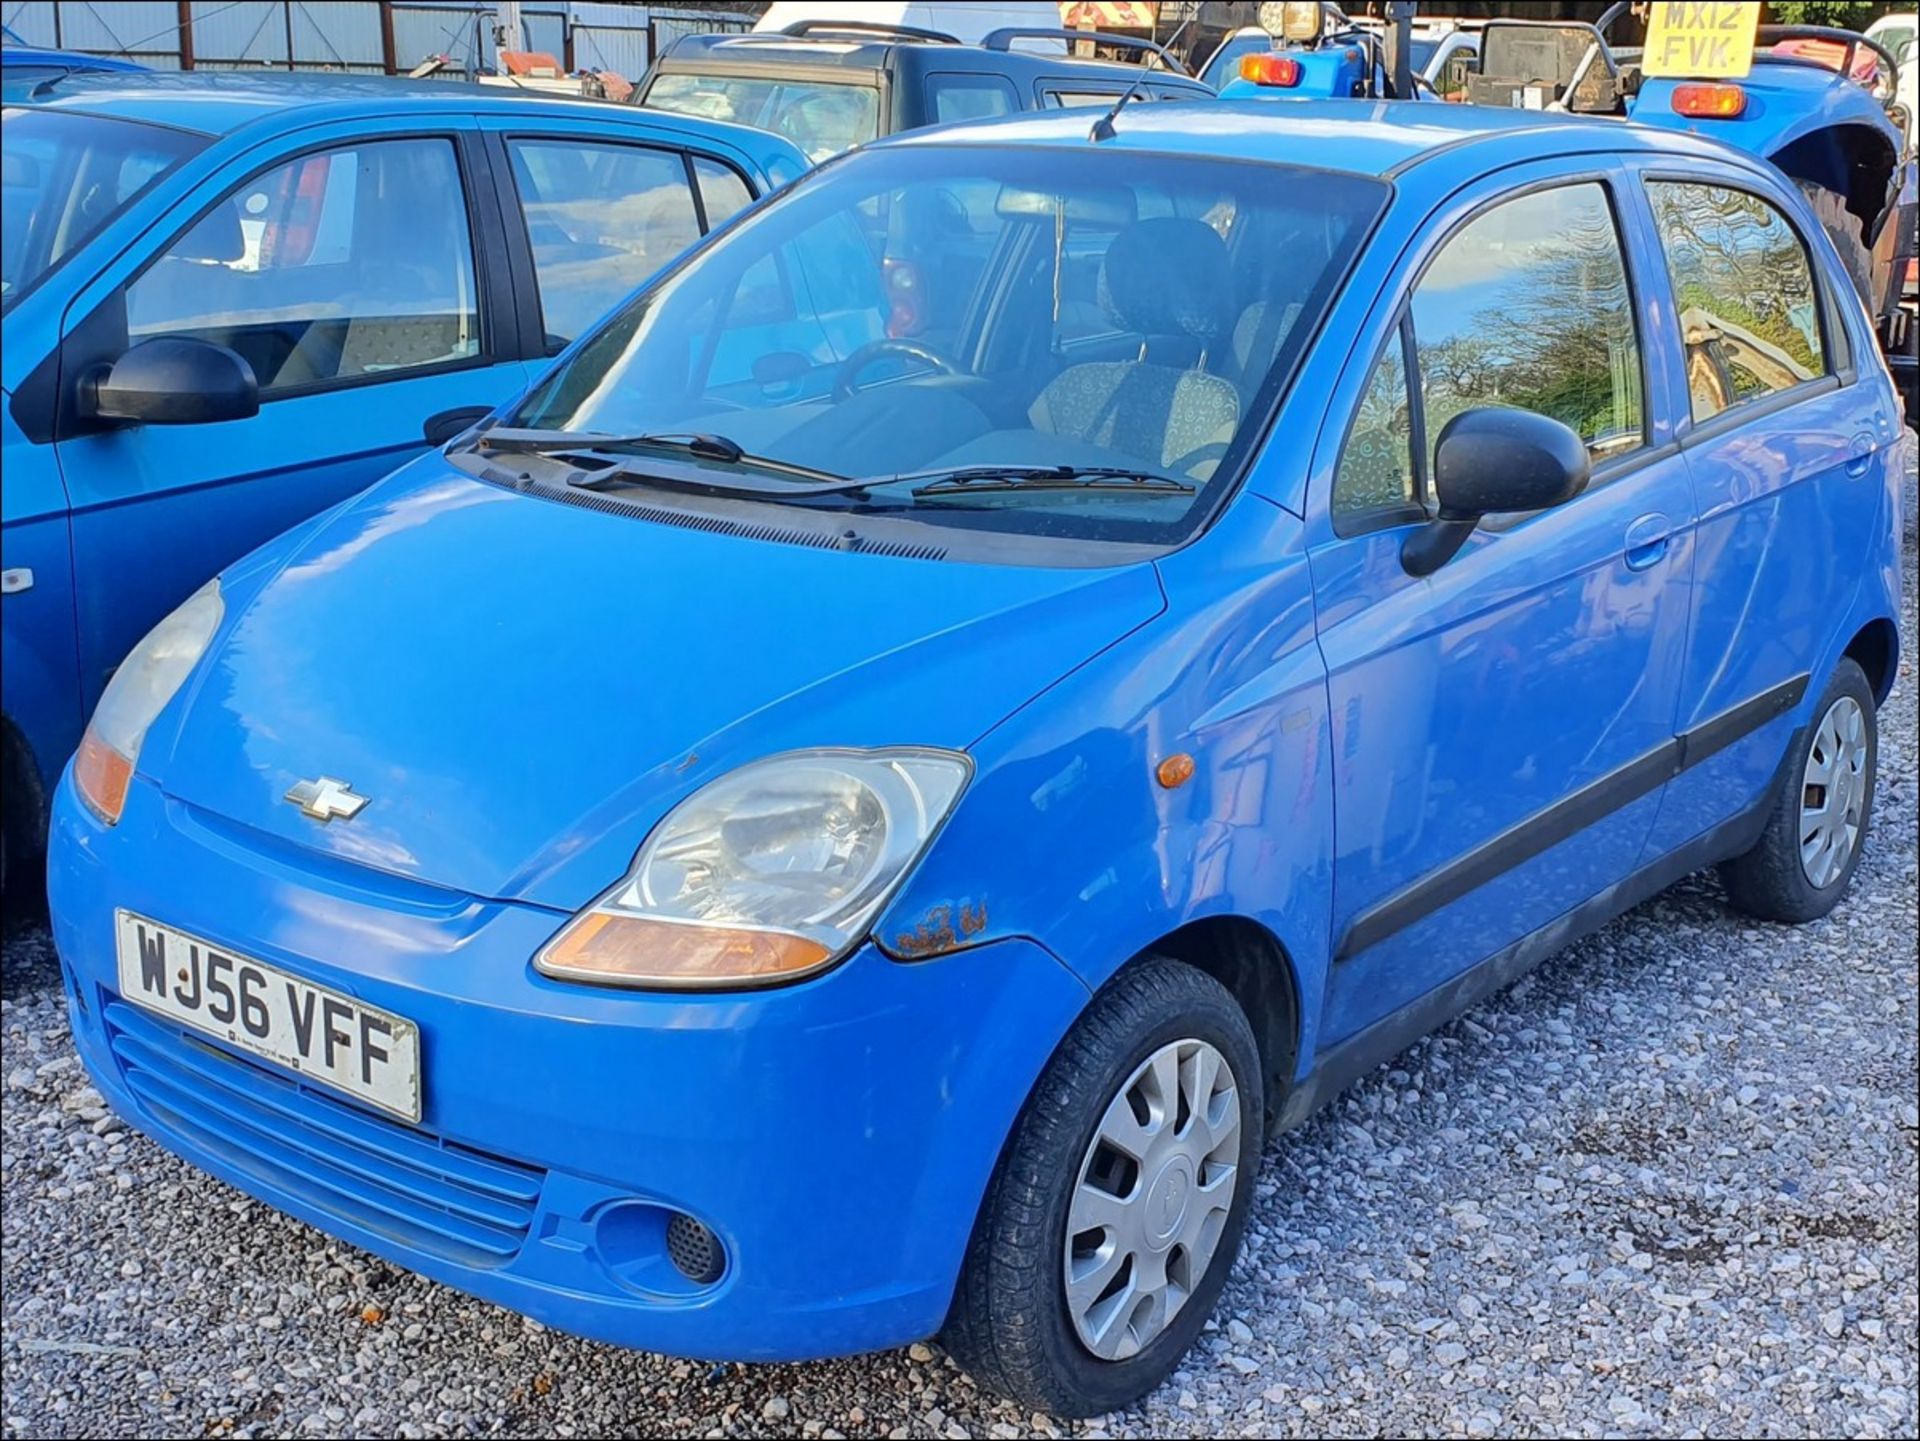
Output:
top-left (1, 40), bottom-right (146, 99)
top-left (1, 71), bottom-right (805, 890)
top-left (44, 99), bottom-right (1905, 1415)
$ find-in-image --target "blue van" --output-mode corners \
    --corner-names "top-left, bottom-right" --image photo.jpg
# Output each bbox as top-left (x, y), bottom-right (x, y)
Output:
top-left (46, 101), bottom-right (1904, 1416)
top-left (1, 72), bottom-right (805, 890)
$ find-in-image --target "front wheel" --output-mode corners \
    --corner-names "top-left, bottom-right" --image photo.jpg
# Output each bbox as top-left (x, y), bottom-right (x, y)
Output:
top-left (941, 957), bottom-right (1263, 1417)
top-left (1720, 657), bottom-right (1878, 924)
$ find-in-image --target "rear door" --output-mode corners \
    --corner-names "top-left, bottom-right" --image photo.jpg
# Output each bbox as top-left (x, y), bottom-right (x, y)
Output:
top-left (1629, 161), bottom-right (1901, 858)
top-left (477, 115), bottom-right (767, 357)
top-left (52, 114), bottom-right (524, 714)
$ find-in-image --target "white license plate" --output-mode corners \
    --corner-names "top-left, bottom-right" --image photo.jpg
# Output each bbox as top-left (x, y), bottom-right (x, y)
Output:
top-left (114, 909), bottom-right (421, 1123)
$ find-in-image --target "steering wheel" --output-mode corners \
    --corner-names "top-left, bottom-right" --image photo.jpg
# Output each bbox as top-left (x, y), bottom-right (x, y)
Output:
top-left (831, 338), bottom-right (961, 402)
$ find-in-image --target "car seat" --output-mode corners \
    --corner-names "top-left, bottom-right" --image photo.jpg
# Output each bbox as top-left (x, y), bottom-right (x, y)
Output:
top-left (1027, 216), bottom-right (1241, 476)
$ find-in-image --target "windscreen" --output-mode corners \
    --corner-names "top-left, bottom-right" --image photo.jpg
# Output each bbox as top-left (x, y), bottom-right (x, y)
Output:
top-left (644, 71), bottom-right (880, 161)
top-left (2, 106), bottom-right (205, 311)
top-left (502, 143), bottom-right (1387, 551)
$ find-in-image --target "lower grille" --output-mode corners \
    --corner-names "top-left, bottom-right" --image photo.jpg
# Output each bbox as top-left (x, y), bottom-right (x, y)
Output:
top-left (104, 997), bottom-right (544, 1268)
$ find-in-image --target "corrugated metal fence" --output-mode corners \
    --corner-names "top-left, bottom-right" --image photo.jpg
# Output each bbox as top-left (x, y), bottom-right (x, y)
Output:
top-left (0, 2), bottom-right (750, 77)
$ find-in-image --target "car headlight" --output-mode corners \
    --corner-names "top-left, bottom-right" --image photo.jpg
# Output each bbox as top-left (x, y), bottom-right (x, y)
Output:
top-left (536, 748), bottom-right (970, 989)
top-left (75, 580), bottom-right (223, 825)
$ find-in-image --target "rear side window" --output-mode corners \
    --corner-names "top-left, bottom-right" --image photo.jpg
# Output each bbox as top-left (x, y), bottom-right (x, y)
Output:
top-left (507, 139), bottom-right (702, 350)
top-left (927, 72), bottom-right (1020, 124)
top-left (1644, 181), bottom-right (1828, 422)
top-left (124, 137), bottom-right (480, 394)
top-left (644, 72), bottom-right (879, 162)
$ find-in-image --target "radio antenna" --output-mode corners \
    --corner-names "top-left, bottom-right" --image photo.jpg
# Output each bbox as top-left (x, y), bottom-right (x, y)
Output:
top-left (1090, 11), bottom-right (1195, 142)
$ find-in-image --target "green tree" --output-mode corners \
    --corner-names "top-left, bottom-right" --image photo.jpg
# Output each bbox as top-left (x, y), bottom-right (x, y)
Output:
top-left (1766, 1), bottom-right (1879, 30)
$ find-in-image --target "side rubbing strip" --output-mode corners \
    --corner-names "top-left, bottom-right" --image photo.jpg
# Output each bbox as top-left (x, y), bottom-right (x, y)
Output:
top-left (1334, 673), bottom-right (1810, 962)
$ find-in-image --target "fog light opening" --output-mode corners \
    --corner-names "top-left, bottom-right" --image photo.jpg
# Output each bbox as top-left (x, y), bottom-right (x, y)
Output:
top-left (665, 1212), bottom-right (726, 1285)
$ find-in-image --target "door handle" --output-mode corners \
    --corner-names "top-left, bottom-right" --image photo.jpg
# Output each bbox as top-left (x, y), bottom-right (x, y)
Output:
top-left (1844, 432), bottom-right (1875, 478)
top-left (423, 405), bottom-right (493, 448)
top-left (1623, 512), bottom-right (1672, 571)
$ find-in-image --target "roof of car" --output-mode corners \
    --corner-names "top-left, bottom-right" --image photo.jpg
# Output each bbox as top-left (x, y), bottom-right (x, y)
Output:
top-left (884, 97), bottom-right (1753, 177)
top-left (9, 68), bottom-right (778, 140)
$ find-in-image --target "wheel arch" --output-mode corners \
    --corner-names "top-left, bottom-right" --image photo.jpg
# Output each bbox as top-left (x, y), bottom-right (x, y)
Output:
top-left (1843, 616), bottom-right (1901, 707)
top-left (1138, 914), bottom-right (1303, 1119)
top-left (1, 708), bottom-right (49, 880)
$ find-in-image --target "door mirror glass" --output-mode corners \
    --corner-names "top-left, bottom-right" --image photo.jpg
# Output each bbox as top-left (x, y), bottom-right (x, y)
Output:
top-left (1403, 406), bottom-right (1588, 575)
top-left (87, 336), bottom-right (261, 426)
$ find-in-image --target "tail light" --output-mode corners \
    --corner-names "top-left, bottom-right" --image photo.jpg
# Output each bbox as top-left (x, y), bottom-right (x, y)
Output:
top-left (1240, 53), bottom-right (1303, 88)
top-left (884, 257), bottom-right (926, 338)
top-left (1671, 83), bottom-right (1747, 119)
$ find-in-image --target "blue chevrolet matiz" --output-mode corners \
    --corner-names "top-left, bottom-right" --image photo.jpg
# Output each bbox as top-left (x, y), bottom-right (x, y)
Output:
top-left (47, 101), bottom-right (1904, 1414)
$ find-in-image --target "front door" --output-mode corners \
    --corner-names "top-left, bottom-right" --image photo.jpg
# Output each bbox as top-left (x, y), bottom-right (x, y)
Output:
top-left (53, 119), bottom-right (528, 713)
top-left (1306, 165), bottom-right (1697, 1044)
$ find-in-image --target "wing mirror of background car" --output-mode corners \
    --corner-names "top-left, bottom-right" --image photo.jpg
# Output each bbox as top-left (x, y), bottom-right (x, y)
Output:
top-left (81, 337), bottom-right (260, 427)
top-left (1401, 407), bottom-right (1591, 577)
top-left (752, 351), bottom-right (811, 392)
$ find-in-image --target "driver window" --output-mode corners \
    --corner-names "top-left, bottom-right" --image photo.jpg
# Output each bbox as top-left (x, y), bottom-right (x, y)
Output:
top-left (123, 137), bottom-right (480, 395)
top-left (1409, 181), bottom-right (1644, 471)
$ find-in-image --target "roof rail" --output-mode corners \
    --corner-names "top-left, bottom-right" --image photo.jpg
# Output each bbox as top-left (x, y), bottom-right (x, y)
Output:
top-left (979, 26), bottom-right (1192, 75)
top-left (776, 19), bottom-right (958, 45)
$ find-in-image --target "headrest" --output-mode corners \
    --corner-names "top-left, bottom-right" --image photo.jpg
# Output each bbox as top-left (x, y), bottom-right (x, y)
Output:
top-left (173, 199), bottom-right (244, 263)
top-left (1098, 217), bottom-right (1230, 343)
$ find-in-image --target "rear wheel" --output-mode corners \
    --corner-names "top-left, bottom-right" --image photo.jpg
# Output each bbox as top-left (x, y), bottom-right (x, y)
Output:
top-left (942, 956), bottom-right (1263, 1417)
top-left (1720, 658), bottom-right (1878, 924)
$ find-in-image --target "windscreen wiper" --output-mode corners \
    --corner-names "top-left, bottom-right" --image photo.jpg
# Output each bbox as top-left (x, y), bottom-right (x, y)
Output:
top-left (480, 427), bottom-right (742, 459)
top-left (903, 464), bottom-right (1196, 498)
top-left (476, 427), bottom-right (849, 485)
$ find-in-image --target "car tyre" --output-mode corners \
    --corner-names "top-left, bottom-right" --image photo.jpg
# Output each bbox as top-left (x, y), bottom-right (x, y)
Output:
top-left (1796, 182), bottom-right (1875, 313)
top-left (1720, 657), bottom-right (1878, 924)
top-left (1, 735), bottom-right (43, 929)
top-left (941, 955), bottom-right (1263, 1418)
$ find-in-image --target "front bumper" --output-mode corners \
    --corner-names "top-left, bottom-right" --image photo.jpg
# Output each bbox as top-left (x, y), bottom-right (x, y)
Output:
top-left (48, 770), bottom-right (1089, 1361)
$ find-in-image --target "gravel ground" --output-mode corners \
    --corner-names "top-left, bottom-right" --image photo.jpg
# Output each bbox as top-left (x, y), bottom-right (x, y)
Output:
top-left (3, 440), bottom-right (1915, 1441)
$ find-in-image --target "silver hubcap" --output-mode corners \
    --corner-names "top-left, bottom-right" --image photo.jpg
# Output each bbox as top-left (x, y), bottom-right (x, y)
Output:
top-left (1064, 1038), bottom-right (1241, 1360)
top-left (1800, 694), bottom-right (1869, 889)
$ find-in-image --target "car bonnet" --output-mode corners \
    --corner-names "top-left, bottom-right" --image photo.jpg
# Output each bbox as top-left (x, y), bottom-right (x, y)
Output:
top-left (153, 459), bottom-right (1164, 912)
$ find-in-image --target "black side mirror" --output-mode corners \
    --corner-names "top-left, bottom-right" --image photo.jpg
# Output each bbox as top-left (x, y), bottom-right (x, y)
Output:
top-left (752, 351), bottom-right (810, 389)
top-left (83, 337), bottom-right (260, 427)
top-left (1402, 407), bottom-right (1590, 577)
